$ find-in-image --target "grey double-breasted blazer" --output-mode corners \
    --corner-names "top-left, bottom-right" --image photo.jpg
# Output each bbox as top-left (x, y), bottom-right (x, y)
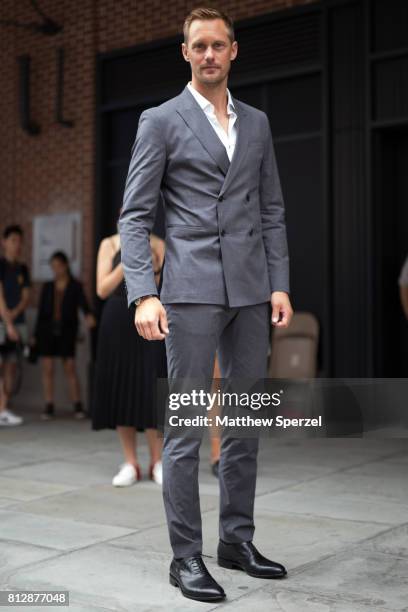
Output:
top-left (118, 84), bottom-right (290, 308)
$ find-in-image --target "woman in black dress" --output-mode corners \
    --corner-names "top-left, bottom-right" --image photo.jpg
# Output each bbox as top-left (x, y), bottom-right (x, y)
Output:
top-left (91, 232), bottom-right (166, 486)
top-left (34, 251), bottom-right (96, 420)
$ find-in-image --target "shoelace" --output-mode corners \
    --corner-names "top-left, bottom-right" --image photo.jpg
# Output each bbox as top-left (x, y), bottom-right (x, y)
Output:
top-left (189, 557), bottom-right (207, 574)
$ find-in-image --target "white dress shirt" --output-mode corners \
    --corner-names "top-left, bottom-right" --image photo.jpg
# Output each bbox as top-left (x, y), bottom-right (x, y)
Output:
top-left (187, 81), bottom-right (237, 161)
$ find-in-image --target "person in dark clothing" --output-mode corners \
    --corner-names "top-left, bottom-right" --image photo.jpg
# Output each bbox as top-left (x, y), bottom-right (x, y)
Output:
top-left (91, 232), bottom-right (166, 486)
top-left (33, 251), bottom-right (96, 420)
top-left (0, 224), bottom-right (31, 427)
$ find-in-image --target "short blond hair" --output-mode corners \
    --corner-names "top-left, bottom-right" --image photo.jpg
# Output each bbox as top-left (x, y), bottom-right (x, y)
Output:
top-left (183, 7), bottom-right (235, 44)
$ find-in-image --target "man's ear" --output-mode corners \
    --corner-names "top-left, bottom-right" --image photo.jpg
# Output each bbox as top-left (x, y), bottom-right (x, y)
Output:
top-left (181, 43), bottom-right (190, 63)
top-left (230, 41), bottom-right (238, 62)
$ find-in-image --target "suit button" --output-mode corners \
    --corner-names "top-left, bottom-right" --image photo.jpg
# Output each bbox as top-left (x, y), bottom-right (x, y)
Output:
top-left (246, 194), bottom-right (250, 202)
top-left (218, 195), bottom-right (224, 201)
top-left (249, 229), bottom-right (253, 236)
top-left (220, 229), bottom-right (226, 236)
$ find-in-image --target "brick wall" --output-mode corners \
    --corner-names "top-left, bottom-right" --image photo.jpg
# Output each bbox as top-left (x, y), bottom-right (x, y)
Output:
top-left (0, 0), bottom-right (317, 305)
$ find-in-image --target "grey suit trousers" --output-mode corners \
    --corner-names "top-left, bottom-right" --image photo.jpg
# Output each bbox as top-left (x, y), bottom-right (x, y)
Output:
top-left (162, 302), bottom-right (270, 558)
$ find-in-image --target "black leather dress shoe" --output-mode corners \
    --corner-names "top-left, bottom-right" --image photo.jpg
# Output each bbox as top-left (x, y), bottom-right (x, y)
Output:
top-left (169, 556), bottom-right (226, 602)
top-left (217, 540), bottom-right (287, 579)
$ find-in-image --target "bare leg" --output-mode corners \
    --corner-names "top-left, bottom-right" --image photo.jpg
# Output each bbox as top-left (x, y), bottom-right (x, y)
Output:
top-left (210, 436), bottom-right (221, 465)
top-left (0, 360), bottom-right (23, 425)
top-left (41, 357), bottom-right (55, 403)
top-left (62, 358), bottom-right (81, 402)
top-left (0, 368), bottom-right (6, 411)
top-left (145, 428), bottom-right (162, 465)
top-left (209, 356), bottom-right (221, 464)
top-left (2, 361), bottom-right (16, 408)
top-left (117, 426), bottom-right (138, 467)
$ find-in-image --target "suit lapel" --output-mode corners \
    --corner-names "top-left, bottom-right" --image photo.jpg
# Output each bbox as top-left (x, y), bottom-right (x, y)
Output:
top-left (177, 87), bottom-right (230, 176)
top-left (176, 86), bottom-right (250, 192)
top-left (219, 96), bottom-right (249, 197)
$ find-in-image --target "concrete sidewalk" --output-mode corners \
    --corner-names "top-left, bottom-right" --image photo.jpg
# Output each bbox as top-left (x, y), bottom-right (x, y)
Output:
top-left (0, 407), bottom-right (407, 611)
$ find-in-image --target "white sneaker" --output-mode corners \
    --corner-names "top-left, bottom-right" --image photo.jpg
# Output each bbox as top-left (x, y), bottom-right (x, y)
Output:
top-left (151, 460), bottom-right (163, 485)
top-left (112, 463), bottom-right (140, 487)
top-left (0, 409), bottom-right (24, 426)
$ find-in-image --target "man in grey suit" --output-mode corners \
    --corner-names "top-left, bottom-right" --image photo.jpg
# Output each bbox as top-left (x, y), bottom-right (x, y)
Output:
top-left (119, 6), bottom-right (293, 603)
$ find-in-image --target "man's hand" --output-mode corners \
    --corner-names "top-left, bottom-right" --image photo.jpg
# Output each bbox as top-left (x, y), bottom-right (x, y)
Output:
top-left (271, 291), bottom-right (293, 328)
top-left (6, 322), bottom-right (19, 342)
top-left (135, 297), bottom-right (169, 340)
top-left (7, 307), bottom-right (17, 322)
top-left (1, 307), bottom-right (19, 341)
top-left (3, 307), bottom-right (16, 323)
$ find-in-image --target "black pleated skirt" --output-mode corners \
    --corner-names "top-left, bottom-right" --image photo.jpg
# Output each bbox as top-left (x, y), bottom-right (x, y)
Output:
top-left (91, 295), bottom-right (167, 431)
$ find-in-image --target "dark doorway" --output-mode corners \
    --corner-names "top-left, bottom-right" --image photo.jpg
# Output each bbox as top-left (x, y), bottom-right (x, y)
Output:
top-left (216, 75), bottom-right (325, 340)
top-left (99, 101), bottom-right (169, 240)
top-left (373, 128), bottom-right (408, 376)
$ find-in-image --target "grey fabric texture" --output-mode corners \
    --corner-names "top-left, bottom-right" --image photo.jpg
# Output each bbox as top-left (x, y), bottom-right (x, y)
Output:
top-left (118, 85), bottom-right (290, 307)
top-left (162, 302), bottom-right (270, 557)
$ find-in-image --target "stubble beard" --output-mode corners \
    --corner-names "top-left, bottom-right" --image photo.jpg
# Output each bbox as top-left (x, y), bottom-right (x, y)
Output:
top-left (196, 65), bottom-right (229, 88)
